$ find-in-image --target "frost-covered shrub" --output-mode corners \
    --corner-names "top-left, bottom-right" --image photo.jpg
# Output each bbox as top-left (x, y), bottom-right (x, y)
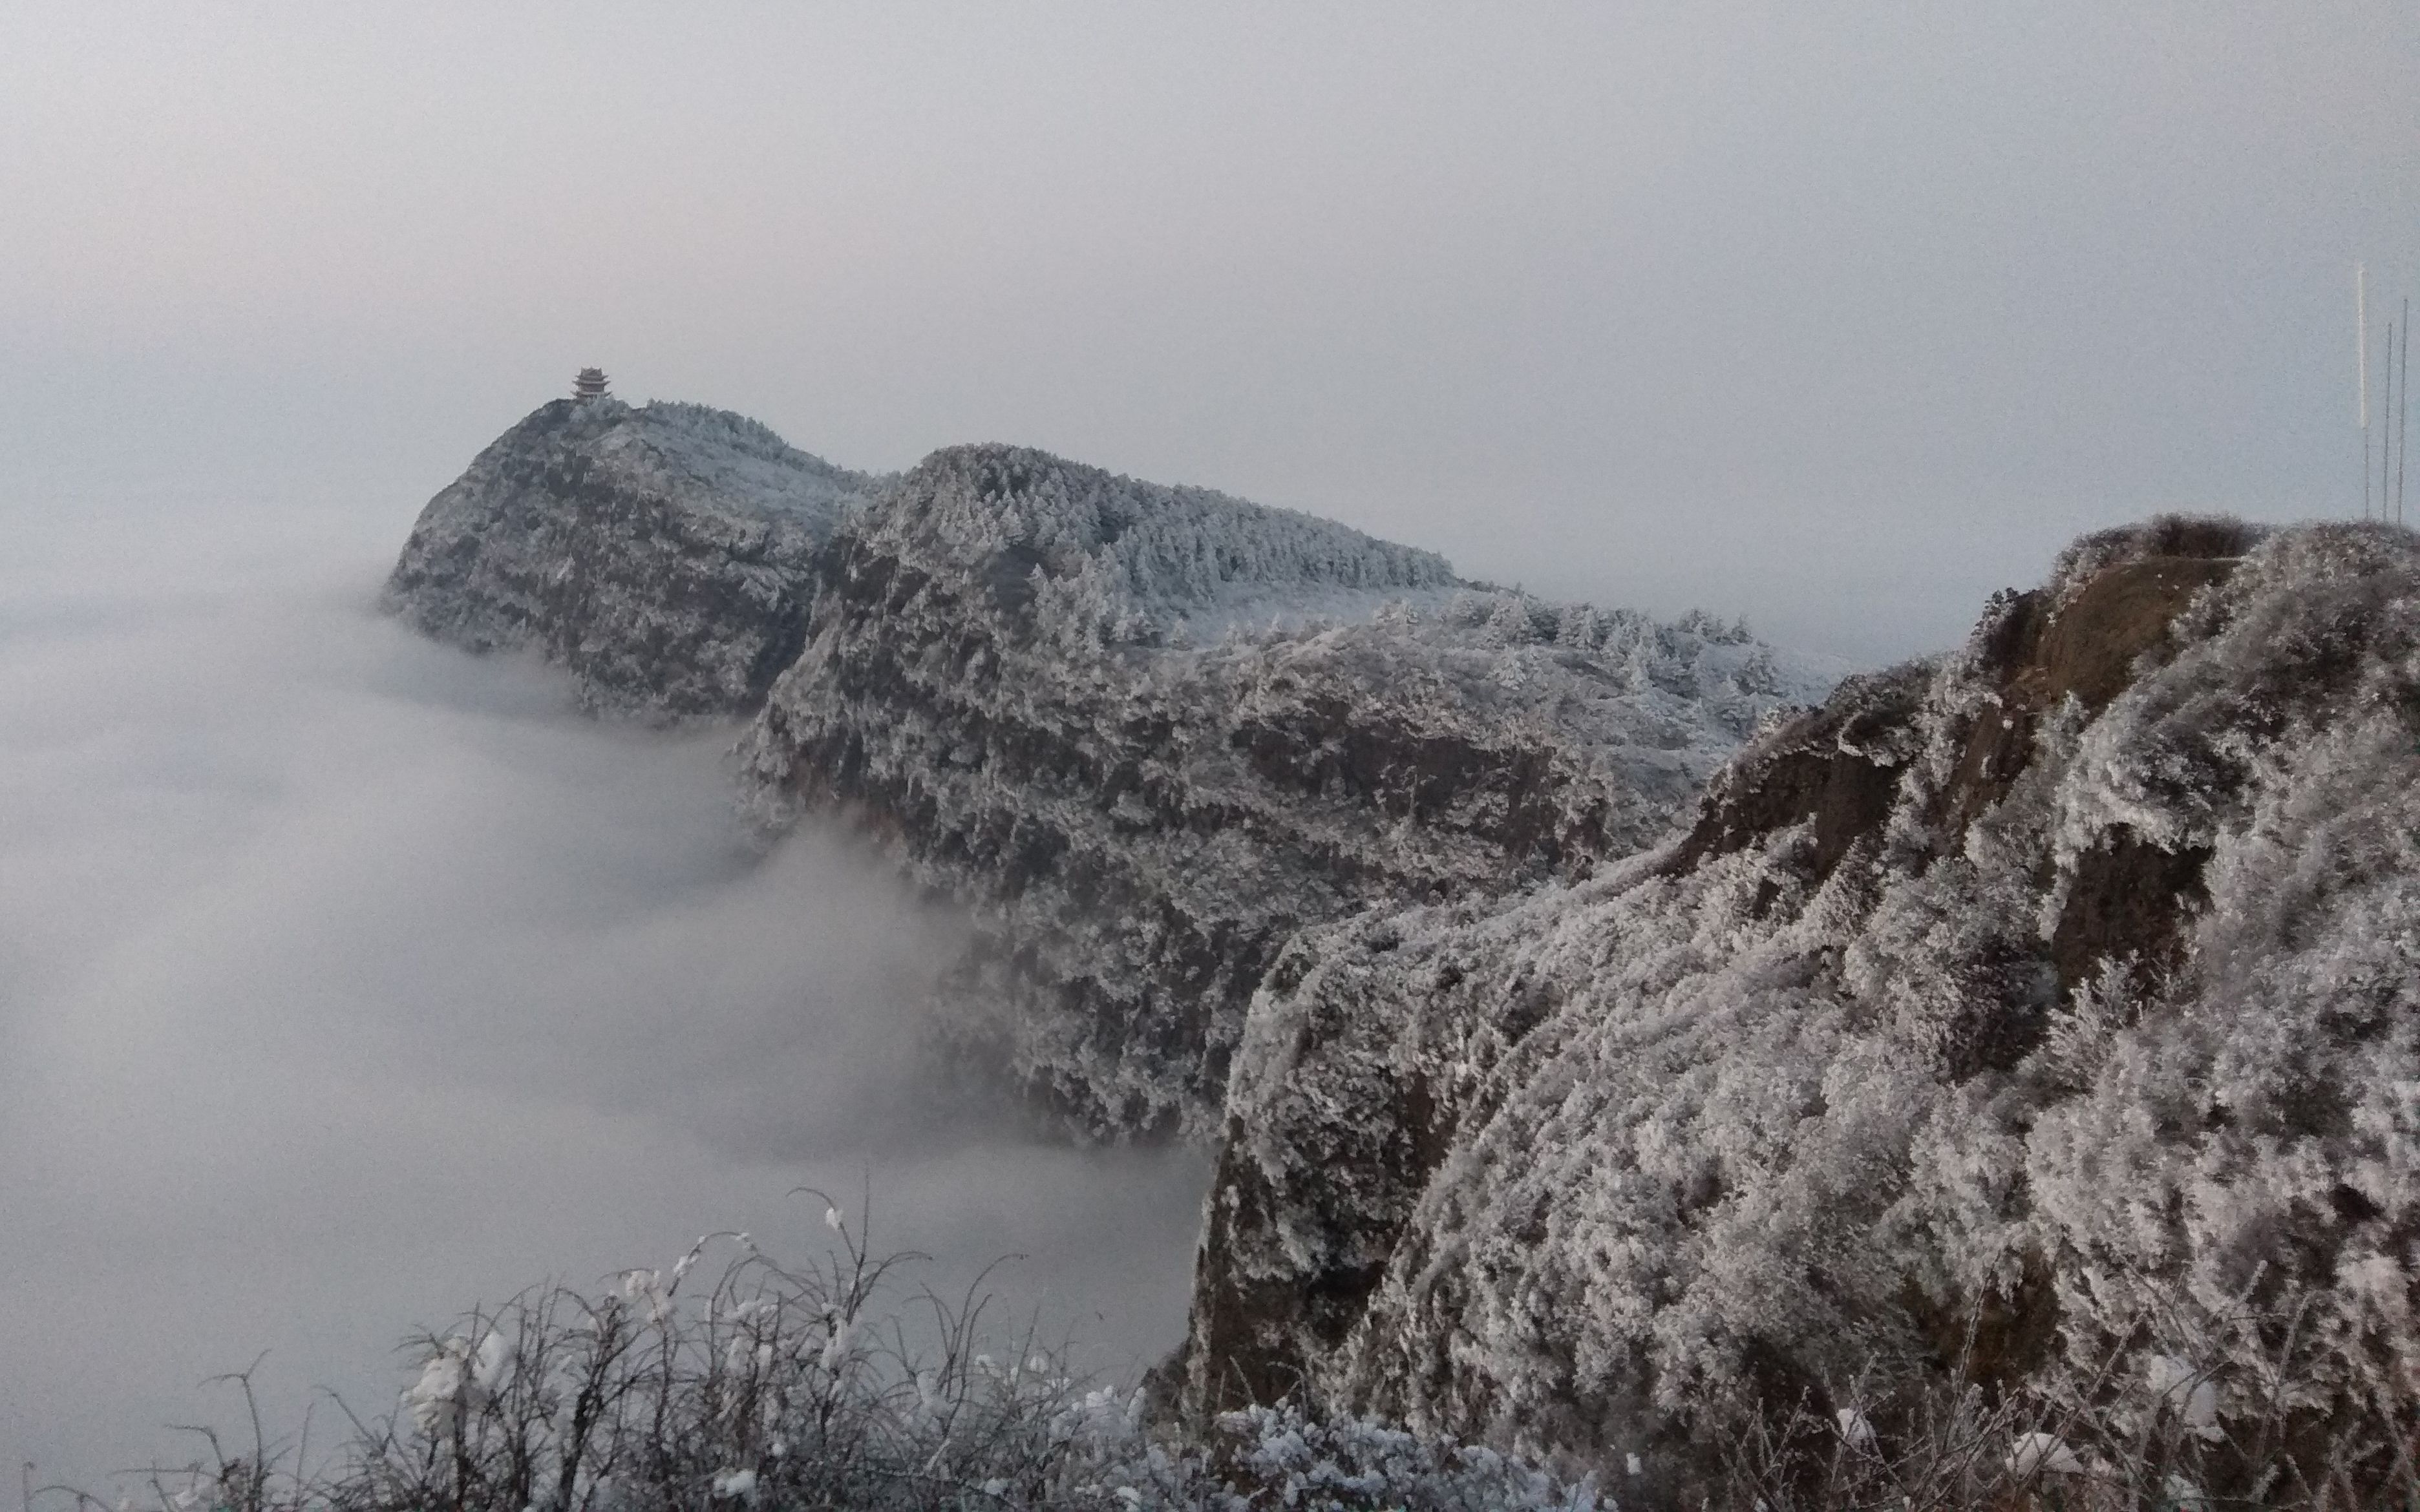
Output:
top-left (1183, 1405), bottom-right (1598, 1511)
top-left (69, 1215), bottom-right (1593, 1512)
top-left (1713, 1296), bottom-right (2418, 1512)
top-left (1187, 518), bottom-right (2420, 1506)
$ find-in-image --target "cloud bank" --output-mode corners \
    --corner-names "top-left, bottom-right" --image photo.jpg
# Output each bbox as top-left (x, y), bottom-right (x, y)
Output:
top-left (0, 504), bottom-right (1207, 1489)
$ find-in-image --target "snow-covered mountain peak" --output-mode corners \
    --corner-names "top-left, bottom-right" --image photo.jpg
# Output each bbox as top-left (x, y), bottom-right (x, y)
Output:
top-left (387, 395), bottom-right (1832, 1135)
top-left (383, 399), bottom-right (882, 720)
top-left (862, 442), bottom-right (1461, 642)
top-left (578, 398), bottom-right (881, 534)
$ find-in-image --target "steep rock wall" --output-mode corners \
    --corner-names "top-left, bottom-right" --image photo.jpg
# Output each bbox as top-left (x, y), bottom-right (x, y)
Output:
top-left (734, 444), bottom-right (1817, 1137)
top-left (385, 399), bottom-right (880, 719)
top-left (1185, 519), bottom-right (2420, 1502)
top-left (387, 412), bottom-right (1825, 1142)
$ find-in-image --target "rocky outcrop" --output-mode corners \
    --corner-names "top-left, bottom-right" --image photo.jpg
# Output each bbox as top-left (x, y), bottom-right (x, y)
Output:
top-left (387, 408), bottom-right (1827, 1139)
top-left (1180, 518), bottom-right (2420, 1503)
top-left (383, 399), bottom-right (2419, 1502)
top-left (385, 399), bottom-right (881, 719)
top-left (734, 443), bottom-right (1820, 1137)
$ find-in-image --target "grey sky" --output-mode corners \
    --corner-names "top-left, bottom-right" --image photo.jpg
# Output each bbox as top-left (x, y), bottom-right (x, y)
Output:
top-left (2, 3), bottom-right (2416, 1489)
top-left (6, 4), bottom-right (2414, 660)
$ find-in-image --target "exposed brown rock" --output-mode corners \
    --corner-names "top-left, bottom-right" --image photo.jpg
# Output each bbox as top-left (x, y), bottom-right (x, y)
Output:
top-left (1668, 660), bottom-right (1930, 886)
top-left (1174, 517), bottom-right (2399, 1506)
top-left (1936, 552), bottom-right (2238, 843)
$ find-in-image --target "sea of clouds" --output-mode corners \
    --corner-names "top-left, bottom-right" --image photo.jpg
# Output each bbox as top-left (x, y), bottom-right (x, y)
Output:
top-left (0, 497), bottom-right (1208, 1491)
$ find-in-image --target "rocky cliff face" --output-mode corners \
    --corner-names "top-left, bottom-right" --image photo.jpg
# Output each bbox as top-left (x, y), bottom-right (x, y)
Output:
top-left (733, 443), bottom-right (1819, 1136)
top-left (1181, 518), bottom-right (2420, 1501)
top-left (387, 401), bottom-right (2418, 1502)
top-left (387, 405), bottom-right (1825, 1139)
top-left (386, 399), bottom-right (881, 719)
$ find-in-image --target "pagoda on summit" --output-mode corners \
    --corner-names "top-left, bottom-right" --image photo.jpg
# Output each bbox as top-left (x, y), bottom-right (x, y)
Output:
top-left (572, 366), bottom-right (611, 401)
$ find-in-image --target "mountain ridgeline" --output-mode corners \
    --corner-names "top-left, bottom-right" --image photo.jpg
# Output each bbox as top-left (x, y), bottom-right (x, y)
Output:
top-left (387, 397), bottom-right (2420, 1503)
top-left (388, 397), bottom-right (1818, 1139)
top-left (1180, 517), bottom-right (2420, 1503)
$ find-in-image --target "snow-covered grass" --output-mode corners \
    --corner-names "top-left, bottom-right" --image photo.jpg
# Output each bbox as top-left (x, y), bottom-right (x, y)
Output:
top-left (58, 1259), bottom-right (2415, 1511)
top-left (47, 1213), bottom-right (1594, 1512)
top-left (1712, 1296), bottom-right (2420, 1512)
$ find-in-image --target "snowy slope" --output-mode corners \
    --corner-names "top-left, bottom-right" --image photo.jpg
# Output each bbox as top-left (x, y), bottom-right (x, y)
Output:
top-left (387, 414), bottom-right (1828, 1138)
top-left (834, 441), bottom-right (1461, 637)
top-left (730, 442), bottom-right (1830, 1137)
top-left (385, 398), bottom-right (882, 718)
top-left (1182, 518), bottom-right (2420, 1503)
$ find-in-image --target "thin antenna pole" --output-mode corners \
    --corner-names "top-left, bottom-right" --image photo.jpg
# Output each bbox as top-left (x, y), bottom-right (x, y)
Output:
top-left (2386, 320), bottom-right (2397, 523)
top-left (2386, 318), bottom-right (2397, 524)
top-left (2401, 300), bottom-right (2411, 525)
top-left (2359, 264), bottom-right (2370, 518)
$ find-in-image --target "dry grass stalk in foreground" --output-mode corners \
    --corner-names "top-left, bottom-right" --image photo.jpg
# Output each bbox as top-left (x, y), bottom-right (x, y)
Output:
top-left (41, 1199), bottom-right (1593, 1512)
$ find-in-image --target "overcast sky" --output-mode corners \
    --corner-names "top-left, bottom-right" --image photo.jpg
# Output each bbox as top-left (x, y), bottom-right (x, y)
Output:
top-left (6, 3), bottom-right (2415, 660)
top-left (5, 0), bottom-right (2420, 1490)
top-left (3, 3), bottom-right (2417, 1490)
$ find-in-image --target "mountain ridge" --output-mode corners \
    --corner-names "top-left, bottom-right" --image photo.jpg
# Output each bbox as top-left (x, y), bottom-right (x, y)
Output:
top-left (386, 398), bottom-right (1829, 1137)
top-left (381, 398), bottom-right (2420, 1504)
top-left (1176, 516), bottom-right (2420, 1504)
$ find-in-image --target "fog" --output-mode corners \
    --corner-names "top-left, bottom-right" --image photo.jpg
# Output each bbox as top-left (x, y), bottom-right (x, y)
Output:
top-left (6, 5), bottom-right (2415, 664)
top-left (3, 1), bottom-right (2417, 1489)
top-left (0, 503), bottom-right (1209, 1488)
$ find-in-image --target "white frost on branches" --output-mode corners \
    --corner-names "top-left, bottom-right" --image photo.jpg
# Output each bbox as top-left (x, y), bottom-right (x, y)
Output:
top-left (1198, 520), bottom-right (2420, 1482)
